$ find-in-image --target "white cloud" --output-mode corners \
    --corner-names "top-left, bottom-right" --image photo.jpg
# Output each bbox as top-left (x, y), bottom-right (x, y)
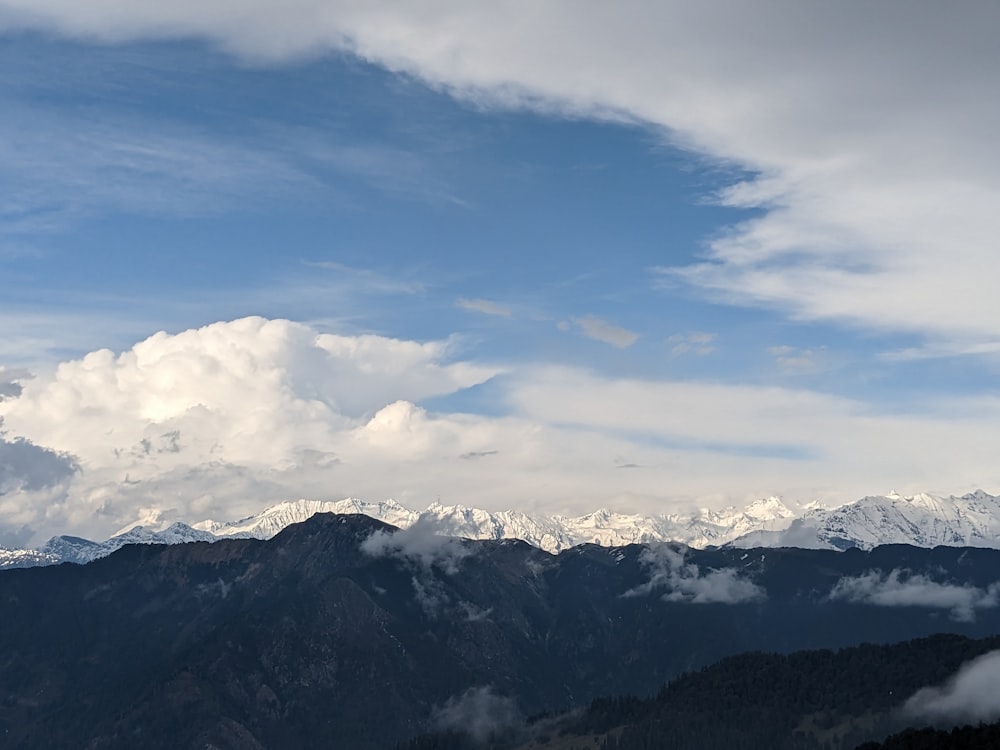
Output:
top-left (0, 317), bottom-right (502, 542)
top-left (829, 570), bottom-right (1000, 622)
top-left (457, 298), bottom-right (511, 318)
top-left (669, 332), bottom-right (716, 357)
top-left (625, 544), bottom-right (765, 604)
top-left (573, 316), bottom-right (639, 348)
top-left (504, 366), bottom-right (1000, 507)
top-left (4, 318), bottom-right (1000, 545)
top-left (432, 686), bottom-right (521, 744)
top-left (904, 650), bottom-right (1000, 724)
top-left (768, 345), bottom-right (823, 374)
top-left (1, 2), bottom-right (997, 348)
top-left (361, 515), bottom-right (471, 574)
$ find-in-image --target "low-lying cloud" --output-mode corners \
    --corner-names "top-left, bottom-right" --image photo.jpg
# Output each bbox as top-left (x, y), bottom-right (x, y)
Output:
top-left (904, 649), bottom-right (1000, 725)
top-left (829, 570), bottom-right (1000, 622)
top-left (431, 686), bottom-right (521, 744)
top-left (625, 544), bottom-right (765, 604)
top-left (361, 515), bottom-right (471, 574)
top-left (362, 516), bottom-right (473, 617)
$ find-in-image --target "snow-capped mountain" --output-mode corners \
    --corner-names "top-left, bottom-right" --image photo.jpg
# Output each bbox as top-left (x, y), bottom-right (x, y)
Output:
top-left (193, 498), bottom-right (420, 539)
top-left (730, 490), bottom-right (1000, 550)
top-left (0, 547), bottom-right (60, 569)
top-left (5, 489), bottom-right (1000, 569)
top-left (38, 523), bottom-right (217, 566)
top-left (191, 495), bottom-right (803, 554)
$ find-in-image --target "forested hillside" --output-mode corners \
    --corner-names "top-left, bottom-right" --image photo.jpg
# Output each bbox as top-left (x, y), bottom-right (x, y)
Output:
top-left (401, 635), bottom-right (1000, 750)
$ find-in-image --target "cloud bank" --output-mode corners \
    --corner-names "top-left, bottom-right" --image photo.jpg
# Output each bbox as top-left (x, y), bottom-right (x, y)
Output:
top-left (4, 317), bottom-right (1000, 545)
top-left (0, 317), bottom-right (504, 543)
top-left (829, 570), bottom-right (1000, 622)
top-left (904, 650), bottom-right (1000, 725)
top-left (1, 1), bottom-right (998, 355)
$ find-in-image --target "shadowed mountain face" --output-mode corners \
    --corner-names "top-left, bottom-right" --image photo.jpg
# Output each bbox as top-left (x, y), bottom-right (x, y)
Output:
top-left (3, 514), bottom-right (1000, 749)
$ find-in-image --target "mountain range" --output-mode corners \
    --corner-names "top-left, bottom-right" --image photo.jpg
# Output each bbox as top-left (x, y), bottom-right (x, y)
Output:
top-left (3, 512), bottom-right (1000, 748)
top-left (4, 489), bottom-right (1000, 568)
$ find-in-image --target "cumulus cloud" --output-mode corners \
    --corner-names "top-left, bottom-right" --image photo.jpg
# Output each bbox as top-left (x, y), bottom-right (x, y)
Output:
top-left (1, 2), bottom-right (997, 350)
top-left (431, 686), bottom-right (521, 744)
top-left (0, 434), bottom-right (78, 494)
top-left (829, 570), bottom-right (1000, 622)
top-left (904, 650), bottom-right (1000, 724)
top-left (6, 317), bottom-right (1000, 546)
top-left (573, 316), bottom-right (639, 349)
top-left (625, 544), bottom-right (765, 604)
top-left (0, 367), bottom-right (29, 400)
top-left (0, 317), bottom-right (502, 543)
top-left (457, 298), bottom-right (511, 318)
top-left (0, 317), bottom-right (494, 468)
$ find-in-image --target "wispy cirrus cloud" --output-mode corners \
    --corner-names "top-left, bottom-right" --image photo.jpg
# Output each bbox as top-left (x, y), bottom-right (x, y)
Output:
top-left (0, 103), bottom-right (319, 234)
top-left (457, 298), bottom-right (511, 318)
top-left (572, 316), bottom-right (639, 349)
top-left (768, 345), bottom-right (825, 374)
top-left (669, 332), bottom-right (716, 357)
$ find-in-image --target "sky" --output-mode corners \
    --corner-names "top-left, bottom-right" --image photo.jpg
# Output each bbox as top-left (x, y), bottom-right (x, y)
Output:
top-left (2, 1), bottom-right (1000, 546)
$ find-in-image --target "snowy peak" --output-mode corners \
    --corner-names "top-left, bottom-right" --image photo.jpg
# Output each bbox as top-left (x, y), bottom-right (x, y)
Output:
top-left (11, 489), bottom-right (1000, 567)
top-left (40, 523), bottom-right (216, 565)
top-left (744, 496), bottom-right (796, 520)
top-left (193, 498), bottom-right (420, 540)
top-left (730, 490), bottom-right (1000, 551)
top-left (0, 546), bottom-right (61, 570)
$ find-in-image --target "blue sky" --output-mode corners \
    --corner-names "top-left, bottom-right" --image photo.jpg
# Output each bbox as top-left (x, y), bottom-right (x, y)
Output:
top-left (2, 2), bottom-right (1000, 543)
top-left (3, 36), bottom-right (740, 365)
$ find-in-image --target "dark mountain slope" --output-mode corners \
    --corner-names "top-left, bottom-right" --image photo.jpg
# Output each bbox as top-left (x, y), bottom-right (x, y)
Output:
top-left (857, 723), bottom-right (1000, 749)
top-left (403, 635), bottom-right (1000, 750)
top-left (2, 514), bottom-right (1000, 749)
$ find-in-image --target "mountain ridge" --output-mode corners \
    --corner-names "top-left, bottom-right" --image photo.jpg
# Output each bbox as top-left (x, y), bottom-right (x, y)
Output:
top-left (5, 513), bottom-right (1000, 749)
top-left (4, 489), bottom-right (1000, 568)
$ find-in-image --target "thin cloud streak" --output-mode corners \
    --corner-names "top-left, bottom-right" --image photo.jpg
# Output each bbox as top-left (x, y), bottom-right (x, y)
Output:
top-left (457, 298), bottom-right (511, 318)
top-left (573, 316), bottom-right (639, 349)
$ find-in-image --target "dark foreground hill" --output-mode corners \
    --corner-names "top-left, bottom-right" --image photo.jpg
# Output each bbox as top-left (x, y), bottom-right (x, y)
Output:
top-left (858, 723), bottom-right (1000, 749)
top-left (401, 634), bottom-right (1000, 750)
top-left (2, 513), bottom-right (1000, 749)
